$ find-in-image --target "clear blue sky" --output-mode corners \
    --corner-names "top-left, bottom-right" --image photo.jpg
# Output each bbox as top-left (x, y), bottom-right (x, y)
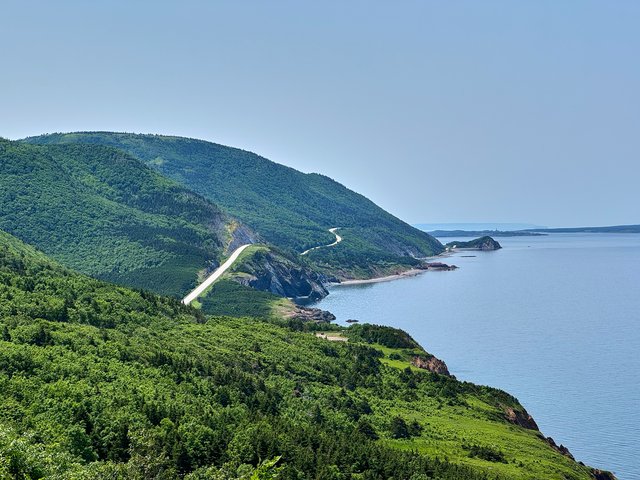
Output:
top-left (2, 1), bottom-right (639, 227)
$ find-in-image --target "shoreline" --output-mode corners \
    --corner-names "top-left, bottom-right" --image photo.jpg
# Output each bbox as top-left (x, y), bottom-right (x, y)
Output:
top-left (315, 235), bottom-right (624, 479)
top-left (331, 251), bottom-right (456, 287)
top-left (334, 268), bottom-right (427, 286)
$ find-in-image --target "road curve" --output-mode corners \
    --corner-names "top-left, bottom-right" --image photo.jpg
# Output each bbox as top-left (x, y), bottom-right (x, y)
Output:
top-left (300, 227), bottom-right (342, 256)
top-left (182, 244), bottom-right (252, 305)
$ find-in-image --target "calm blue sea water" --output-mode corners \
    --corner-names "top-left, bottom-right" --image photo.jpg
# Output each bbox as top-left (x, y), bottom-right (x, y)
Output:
top-left (312, 234), bottom-right (640, 479)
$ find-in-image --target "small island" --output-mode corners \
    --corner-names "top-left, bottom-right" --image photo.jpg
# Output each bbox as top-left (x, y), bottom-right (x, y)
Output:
top-left (446, 236), bottom-right (502, 251)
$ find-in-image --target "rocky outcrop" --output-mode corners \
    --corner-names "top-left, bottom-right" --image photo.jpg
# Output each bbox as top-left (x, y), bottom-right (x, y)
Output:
top-left (446, 236), bottom-right (502, 251)
top-left (411, 354), bottom-right (450, 376)
top-left (590, 469), bottom-right (617, 480)
top-left (477, 237), bottom-right (502, 251)
top-left (231, 249), bottom-right (329, 302)
top-left (287, 306), bottom-right (336, 323)
top-left (545, 436), bottom-right (575, 460)
top-left (503, 405), bottom-right (539, 430)
top-left (227, 221), bottom-right (259, 253)
top-left (416, 262), bottom-right (458, 271)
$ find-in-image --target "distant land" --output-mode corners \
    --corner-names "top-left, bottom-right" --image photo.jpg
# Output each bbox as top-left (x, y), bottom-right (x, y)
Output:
top-left (419, 223), bottom-right (640, 237)
top-left (415, 222), bottom-right (546, 231)
top-left (525, 224), bottom-right (640, 234)
top-left (429, 230), bottom-right (545, 238)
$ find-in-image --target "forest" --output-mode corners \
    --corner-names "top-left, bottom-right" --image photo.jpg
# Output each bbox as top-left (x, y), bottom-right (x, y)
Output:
top-left (0, 229), bottom-right (596, 479)
top-left (0, 139), bottom-right (235, 297)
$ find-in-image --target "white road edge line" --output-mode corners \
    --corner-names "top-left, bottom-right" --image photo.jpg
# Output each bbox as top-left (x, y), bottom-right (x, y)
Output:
top-left (182, 244), bottom-right (253, 305)
top-left (300, 227), bottom-right (342, 256)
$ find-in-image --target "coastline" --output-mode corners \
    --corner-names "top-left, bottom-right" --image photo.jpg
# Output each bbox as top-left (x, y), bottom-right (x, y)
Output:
top-left (335, 268), bottom-right (427, 286)
top-left (316, 234), bottom-right (627, 479)
top-left (332, 251), bottom-right (455, 286)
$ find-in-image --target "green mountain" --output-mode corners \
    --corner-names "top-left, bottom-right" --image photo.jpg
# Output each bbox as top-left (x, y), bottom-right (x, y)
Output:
top-left (24, 132), bottom-right (444, 278)
top-left (0, 138), bottom-right (254, 296)
top-left (0, 229), bottom-right (602, 479)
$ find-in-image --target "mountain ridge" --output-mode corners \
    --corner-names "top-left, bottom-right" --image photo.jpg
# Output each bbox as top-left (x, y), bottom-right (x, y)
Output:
top-left (23, 132), bottom-right (444, 278)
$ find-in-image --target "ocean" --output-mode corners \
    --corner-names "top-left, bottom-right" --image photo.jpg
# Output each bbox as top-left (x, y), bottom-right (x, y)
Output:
top-left (311, 233), bottom-right (640, 479)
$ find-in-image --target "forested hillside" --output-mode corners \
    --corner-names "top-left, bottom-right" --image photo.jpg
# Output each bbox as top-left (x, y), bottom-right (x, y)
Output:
top-left (24, 133), bottom-right (444, 277)
top-left (0, 139), bottom-right (253, 296)
top-left (0, 229), bottom-right (599, 479)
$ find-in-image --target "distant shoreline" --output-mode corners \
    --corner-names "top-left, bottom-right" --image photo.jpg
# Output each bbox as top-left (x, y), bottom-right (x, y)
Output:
top-left (429, 229), bottom-right (545, 238)
top-left (425, 224), bottom-right (640, 237)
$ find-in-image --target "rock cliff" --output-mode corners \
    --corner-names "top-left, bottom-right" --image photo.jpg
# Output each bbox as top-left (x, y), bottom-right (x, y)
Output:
top-left (229, 247), bottom-right (329, 302)
top-left (411, 354), bottom-right (451, 376)
top-left (503, 405), bottom-right (539, 430)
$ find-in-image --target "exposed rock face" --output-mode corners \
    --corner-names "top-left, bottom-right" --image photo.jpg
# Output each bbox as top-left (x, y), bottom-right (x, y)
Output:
top-left (288, 306), bottom-right (336, 323)
top-left (232, 250), bottom-right (329, 301)
top-left (590, 469), bottom-right (617, 480)
top-left (503, 406), bottom-right (539, 430)
top-left (411, 354), bottom-right (451, 376)
top-left (227, 222), bottom-right (259, 253)
top-left (476, 237), bottom-right (502, 251)
top-left (545, 436), bottom-right (575, 460)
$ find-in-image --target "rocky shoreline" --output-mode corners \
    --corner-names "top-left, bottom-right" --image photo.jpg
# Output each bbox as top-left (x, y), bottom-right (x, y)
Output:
top-left (333, 259), bottom-right (458, 286)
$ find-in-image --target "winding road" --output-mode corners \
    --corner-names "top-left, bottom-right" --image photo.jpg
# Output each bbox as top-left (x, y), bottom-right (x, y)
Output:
top-left (182, 244), bottom-right (252, 305)
top-left (184, 227), bottom-right (343, 305)
top-left (300, 227), bottom-right (342, 256)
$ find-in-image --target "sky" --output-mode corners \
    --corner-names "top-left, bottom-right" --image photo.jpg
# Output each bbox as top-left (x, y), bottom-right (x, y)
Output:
top-left (2, 1), bottom-right (639, 227)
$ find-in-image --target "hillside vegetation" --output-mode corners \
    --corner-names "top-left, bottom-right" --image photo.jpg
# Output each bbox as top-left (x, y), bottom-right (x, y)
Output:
top-left (24, 133), bottom-right (444, 277)
top-left (0, 229), bottom-right (599, 479)
top-left (0, 139), bottom-right (252, 296)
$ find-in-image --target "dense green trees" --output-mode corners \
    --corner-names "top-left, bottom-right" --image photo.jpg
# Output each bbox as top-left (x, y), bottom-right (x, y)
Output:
top-left (347, 323), bottom-right (421, 349)
top-left (0, 230), bottom-right (597, 479)
top-left (0, 139), bottom-right (235, 297)
top-left (198, 280), bottom-right (283, 318)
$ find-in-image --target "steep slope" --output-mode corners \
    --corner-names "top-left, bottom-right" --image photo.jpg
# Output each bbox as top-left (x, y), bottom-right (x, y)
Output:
top-left (0, 229), bottom-right (603, 479)
top-left (224, 245), bottom-right (330, 301)
top-left (0, 138), bottom-right (255, 296)
top-left (24, 132), bottom-right (444, 277)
